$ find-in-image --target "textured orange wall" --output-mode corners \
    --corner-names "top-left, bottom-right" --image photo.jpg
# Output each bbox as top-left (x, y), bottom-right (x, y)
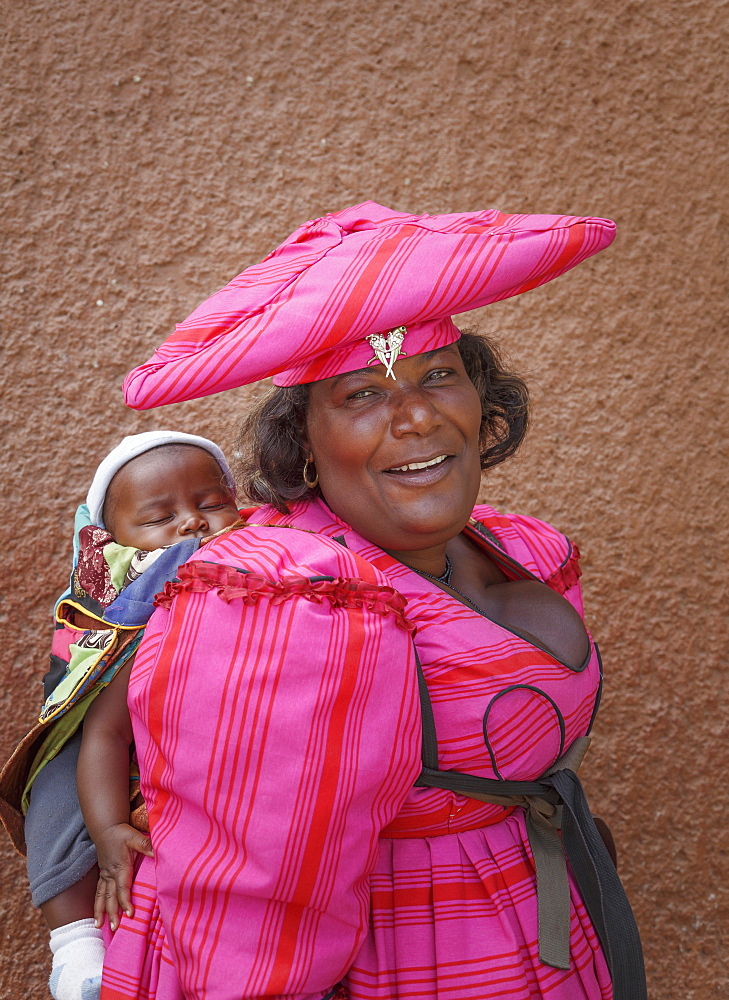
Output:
top-left (1, 1), bottom-right (727, 996)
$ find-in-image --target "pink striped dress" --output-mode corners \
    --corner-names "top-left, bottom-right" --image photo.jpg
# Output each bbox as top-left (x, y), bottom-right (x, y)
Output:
top-left (100, 500), bottom-right (611, 1000)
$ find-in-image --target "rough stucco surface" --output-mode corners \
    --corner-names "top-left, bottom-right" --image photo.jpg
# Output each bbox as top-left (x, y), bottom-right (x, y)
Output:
top-left (1, 0), bottom-right (727, 996)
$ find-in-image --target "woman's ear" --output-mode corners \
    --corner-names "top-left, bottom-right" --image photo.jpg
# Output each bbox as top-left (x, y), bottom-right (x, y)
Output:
top-left (298, 428), bottom-right (312, 460)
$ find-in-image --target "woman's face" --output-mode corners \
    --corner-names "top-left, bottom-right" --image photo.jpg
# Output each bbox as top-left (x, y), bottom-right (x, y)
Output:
top-left (304, 344), bottom-right (483, 562)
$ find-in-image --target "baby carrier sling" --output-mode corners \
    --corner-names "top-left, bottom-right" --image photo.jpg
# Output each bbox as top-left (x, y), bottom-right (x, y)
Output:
top-left (0, 538), bottom-right (201, 856)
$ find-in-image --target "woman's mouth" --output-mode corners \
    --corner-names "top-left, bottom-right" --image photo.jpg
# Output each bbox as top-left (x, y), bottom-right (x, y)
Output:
top-left (388, 454), bottom-right (449, 473)
top-left (383, 454), bottom-right (454, 482)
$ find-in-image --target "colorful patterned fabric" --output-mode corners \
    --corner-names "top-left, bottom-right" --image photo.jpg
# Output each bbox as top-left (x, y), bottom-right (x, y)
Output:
top-left (100, 501), bottom-right (612, 1000)
top-left (0, 523), bottom-right (204, 855)
top-left (122, 202), bottom-right (615, 407)
top-left (74, 525), bottom-right (118, 608)
top-left (21, 533), bottom-right (203, 826)
top-left (41, 535), bottom-right (202, 727)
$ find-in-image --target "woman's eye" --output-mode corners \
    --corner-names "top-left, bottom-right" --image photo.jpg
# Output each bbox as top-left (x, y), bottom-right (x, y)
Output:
top-left (346, 388), bottom-right (377, 400)
top-left (425, 368), bottom-right (452, 382)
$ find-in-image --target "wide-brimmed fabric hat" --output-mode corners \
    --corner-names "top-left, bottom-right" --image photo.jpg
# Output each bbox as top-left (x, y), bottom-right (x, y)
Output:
top-left (123, 201), bottom-right (615, 408)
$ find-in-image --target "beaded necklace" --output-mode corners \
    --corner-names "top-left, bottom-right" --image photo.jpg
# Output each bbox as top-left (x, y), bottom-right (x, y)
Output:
top-left (413, 554), bottom-right (487, 614)
top-left (415, 554), bottom-right (453, 587)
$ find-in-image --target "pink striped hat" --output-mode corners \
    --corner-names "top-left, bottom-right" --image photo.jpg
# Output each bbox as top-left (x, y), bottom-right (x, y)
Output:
top-left (123, 201), bottom-right (615, 408)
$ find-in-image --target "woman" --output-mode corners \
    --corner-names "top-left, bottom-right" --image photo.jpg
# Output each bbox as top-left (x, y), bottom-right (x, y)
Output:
top-left (100, 203), bottom-right (645, 999)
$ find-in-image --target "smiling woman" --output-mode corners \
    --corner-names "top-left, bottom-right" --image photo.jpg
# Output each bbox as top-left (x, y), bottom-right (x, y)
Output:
top-left (96, 203), bottom-right (646, 1000)
top-left (239, 335), bottom-right (525, 570)
top-left (241, 333), bottom-right (589, 687)
top-left (239, 332), bottom-right (528, 518)
top-left (305, 343), bottom-right (485, 566)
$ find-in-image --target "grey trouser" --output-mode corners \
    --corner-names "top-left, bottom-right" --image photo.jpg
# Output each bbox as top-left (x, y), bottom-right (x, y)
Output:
top-left (25, 728), bottom-right (97, 907)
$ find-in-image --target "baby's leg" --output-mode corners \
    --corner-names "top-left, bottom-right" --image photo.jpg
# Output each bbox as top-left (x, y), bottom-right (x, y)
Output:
top-left (26, 728), bottom-right (97, 913)
top-left (26, 729), bottom-right (104, 1000)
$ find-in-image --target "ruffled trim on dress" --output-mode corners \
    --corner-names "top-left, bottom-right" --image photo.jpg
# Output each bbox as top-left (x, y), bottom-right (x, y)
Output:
top-left (154, 560), bottom-right (415, 632)
top-left (544, 542), bottom-right (582, 595)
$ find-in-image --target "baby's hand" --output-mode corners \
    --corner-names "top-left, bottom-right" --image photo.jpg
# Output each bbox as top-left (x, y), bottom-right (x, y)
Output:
top-left (94, 822), bottom-right (154, 931)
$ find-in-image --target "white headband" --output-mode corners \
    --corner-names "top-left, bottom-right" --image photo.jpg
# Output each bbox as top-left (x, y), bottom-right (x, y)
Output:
top-left (86, 430), bottom-right (236, 528)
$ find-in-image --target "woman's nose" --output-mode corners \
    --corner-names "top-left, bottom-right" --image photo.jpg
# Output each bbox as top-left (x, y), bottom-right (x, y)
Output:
top-left (391, 389), bottom-right (442, 437)
top-left (178, 510), bottom-right (209, 535)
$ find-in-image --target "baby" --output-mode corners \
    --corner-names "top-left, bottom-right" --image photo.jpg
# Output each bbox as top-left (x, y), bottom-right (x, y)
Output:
top-left (26, 431), bottom-right (240, 1000)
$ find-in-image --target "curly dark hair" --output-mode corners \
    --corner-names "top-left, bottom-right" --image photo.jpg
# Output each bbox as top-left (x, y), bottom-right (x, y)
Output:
top-left (236, 331), bottom-right (529, 513)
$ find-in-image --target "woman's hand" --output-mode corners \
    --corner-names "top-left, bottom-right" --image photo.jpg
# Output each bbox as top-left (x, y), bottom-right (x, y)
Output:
top-left (94, 822), bottom-right (154, 930)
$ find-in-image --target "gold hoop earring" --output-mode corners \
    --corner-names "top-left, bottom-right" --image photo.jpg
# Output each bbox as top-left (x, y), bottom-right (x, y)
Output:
top-left (302, 458), bottom-right (319, 489)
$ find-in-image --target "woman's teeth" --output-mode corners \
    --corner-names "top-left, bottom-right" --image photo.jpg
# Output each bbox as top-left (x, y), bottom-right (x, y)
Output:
top-left (390, 455), bottom-right (448, 472)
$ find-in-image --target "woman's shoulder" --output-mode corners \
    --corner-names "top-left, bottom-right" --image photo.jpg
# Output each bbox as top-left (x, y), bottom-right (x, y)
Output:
top-left (471, 503), bottom-right (582, 598)
top-left (155, 523), bottom-right (413, 633)
top-left (191, 519), bottom-right (393, 590)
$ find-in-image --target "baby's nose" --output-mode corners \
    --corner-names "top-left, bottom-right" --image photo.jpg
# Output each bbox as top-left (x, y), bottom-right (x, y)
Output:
top-left (178, 511), bottom-right (208, 535)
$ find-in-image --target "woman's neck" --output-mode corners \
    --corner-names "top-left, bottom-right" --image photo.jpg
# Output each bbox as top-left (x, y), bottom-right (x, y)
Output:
top-left (383, 544), bottom-right (450, 578)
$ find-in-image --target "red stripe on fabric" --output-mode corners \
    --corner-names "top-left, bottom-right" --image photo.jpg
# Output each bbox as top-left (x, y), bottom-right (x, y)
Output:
top-left (412, 232), bottom-right (511, 321)
top-left (370, 858), bottom-right (535, 912)
top-left (516, 222), bottom-right (587, 294)
top-left (263, 607), bottom-right (367, 992)
top-left (143, 591), bottom-right (193, 828)
top-left (183, 597), bottom-right (296, 995)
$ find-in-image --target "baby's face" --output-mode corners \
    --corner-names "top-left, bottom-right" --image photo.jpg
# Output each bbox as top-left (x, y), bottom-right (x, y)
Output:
top-left (103, 445), bottom-right (239, 550)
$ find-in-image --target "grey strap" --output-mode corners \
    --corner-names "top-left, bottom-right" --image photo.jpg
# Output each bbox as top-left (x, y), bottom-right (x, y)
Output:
top-left (526, 795), bottom-right (571, 969)
top-left (414, 649), bottom-right (439, 771)
top-left (419, 739), bottom-right (588, 971)
top-left (551, 768), bottom-right (647, 999)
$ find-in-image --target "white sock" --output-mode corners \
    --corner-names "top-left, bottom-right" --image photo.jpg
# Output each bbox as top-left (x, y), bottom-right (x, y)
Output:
top-left (49, 918), bottom-right (105, 1000)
